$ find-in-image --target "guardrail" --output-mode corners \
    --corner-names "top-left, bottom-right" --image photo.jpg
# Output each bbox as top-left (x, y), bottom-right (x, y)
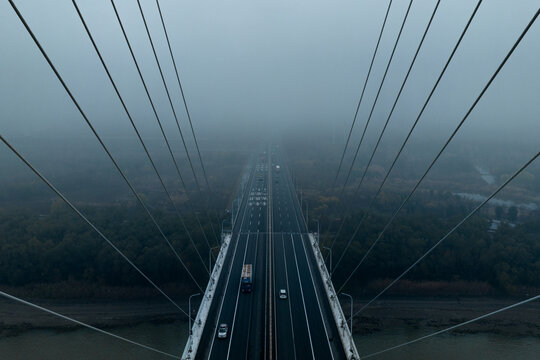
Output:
top-left (308, 233), bottom-right (361, 360)
top-left (182, 233), bottom-right (232, 360)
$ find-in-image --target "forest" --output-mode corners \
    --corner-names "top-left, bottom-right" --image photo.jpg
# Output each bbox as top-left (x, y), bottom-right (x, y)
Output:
top-left (0, 135), bottom-right (538, 299)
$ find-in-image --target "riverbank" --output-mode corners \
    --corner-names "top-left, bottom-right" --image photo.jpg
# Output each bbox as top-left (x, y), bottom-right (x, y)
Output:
top-left (348, 297), bottom-right (540, 337)
top-left (0, 299), bottom-right (187, 337)
top-left (1, 297), bottom-right (538, 338)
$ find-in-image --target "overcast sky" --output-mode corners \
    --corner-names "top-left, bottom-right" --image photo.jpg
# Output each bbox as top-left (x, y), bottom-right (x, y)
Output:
top-left (1, 0), bottom-right (539, 148)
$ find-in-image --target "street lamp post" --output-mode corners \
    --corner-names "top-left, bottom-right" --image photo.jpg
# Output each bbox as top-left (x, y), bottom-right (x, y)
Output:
top-left (340, 292), bottom-right (353, 332)
top-left (188, 293), bottom-right (201, 336)
top-left (323, 246), bottom-right (332, 273)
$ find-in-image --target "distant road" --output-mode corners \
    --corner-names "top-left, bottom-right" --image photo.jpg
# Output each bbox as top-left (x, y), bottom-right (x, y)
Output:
top-left (197, 147), bottom-right (346, 359)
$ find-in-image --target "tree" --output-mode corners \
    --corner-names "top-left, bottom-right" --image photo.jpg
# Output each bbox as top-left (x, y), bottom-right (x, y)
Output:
top-left (495, 206), bottom-right (504, 219)
top-left (508, 206), bottom-right (518, 222)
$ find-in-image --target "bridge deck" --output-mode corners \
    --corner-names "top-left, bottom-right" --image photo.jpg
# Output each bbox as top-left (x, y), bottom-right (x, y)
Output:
top-left (192, 147), bottom-right (349, 360)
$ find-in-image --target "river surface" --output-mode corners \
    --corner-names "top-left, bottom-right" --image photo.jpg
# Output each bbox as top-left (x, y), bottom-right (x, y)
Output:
top-left (354, 328), bottom-right (540, 359)
top-left (0, 321), bottom-right (539, 359)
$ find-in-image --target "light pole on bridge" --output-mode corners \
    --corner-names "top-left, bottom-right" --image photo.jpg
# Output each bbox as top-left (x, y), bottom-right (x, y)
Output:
top-left (340, 292), bottom-right (353, 333)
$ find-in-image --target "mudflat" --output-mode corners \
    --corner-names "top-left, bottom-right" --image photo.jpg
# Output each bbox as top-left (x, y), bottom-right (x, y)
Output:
top-left (347, 297), bottom-right (540, 337)
top-left (0, 299), bottom-right (186, 337)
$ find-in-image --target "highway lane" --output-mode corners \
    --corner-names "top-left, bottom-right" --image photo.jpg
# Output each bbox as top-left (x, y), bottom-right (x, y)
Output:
top-left (271, 149), bottom-right (347, 360)
top-left (197, 148), bottom-right (347, 360)
top-left (199, 152), bottom-right (270, 360)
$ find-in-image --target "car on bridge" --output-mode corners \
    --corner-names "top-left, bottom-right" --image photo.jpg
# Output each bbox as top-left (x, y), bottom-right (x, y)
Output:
top-left (279, 289), bottom-right (287, 299)
top-left (217, 323), bottom-right (228, 339)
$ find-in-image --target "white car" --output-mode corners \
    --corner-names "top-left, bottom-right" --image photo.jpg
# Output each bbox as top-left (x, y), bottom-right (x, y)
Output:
top-left (279, 289), bottom-right (287, 299)
top-left (217, 324), bottom-right (228, 339)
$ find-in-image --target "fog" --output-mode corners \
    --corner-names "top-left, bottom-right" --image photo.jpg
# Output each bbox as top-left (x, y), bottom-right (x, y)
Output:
top-left (1, 0), bottom-right (539, 144)
top-left (1, 1), bottom-right (540, 338)
top-left (1, 0), bottom-right (539, 209)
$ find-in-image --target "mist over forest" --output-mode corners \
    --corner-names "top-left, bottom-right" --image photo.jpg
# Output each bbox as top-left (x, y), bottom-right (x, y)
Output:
top-left (0, 0), bottom-right (539, 306)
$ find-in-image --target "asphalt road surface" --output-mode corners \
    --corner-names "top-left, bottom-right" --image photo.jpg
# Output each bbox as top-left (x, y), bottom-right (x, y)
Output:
top-left (197, 147), bottom-right (346, 360)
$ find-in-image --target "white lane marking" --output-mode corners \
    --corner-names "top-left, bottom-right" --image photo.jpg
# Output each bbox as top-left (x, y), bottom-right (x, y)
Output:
top-left (289, 233), bottom-right (315, 360)
top-left (280, 233), bottom-right (297, 359)
top-left (224, 227), bottom-right (253, 359)
top-left (207, 166), bottom-right (255, 359)
top-left (240, 233), bottom-right (260, 358)
top-left (286, 168), bottom-right (336, 360)
top-left (298, 233), bottom-right (336, 360)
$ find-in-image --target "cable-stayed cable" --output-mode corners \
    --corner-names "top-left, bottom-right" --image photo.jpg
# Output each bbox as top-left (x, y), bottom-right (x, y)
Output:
top-left (324, 0), bottom-right (418, 258)
top-left (329, 0), bottom-right (440, 269)
top-left (363, 294), bottom-right (540, 358)
top-left (110, 0), bottom-right (219, 259)
top-left (0, 133), bottom-right (189, 315)
top-left (72, 0), bottom-right (210, 275)
top-left (334, 5), bottom-right (538, 285)
top-left (154, 0), bottom-right (211, 193)
top-left (153, 0), bottom-right (222, 245)
top-left (110, 0), bottom-right (186, 189)
top-left (111, 0), bottom-right (219, 244)
top-left (353, 150), bottom-right (539, 314)
top-left (352, 1), bottom-right (440, 199)
top-left (0, 290), bottom-right (182, 359)
top-left (339, 0), bottom-right (413, 195)
top-left (8, 0), bottom-right (203, 293)
top-left (329, 0), bottom-right (483, 272)
top-left (135, 0), bottom-right (200, 192)
top-left (333, 0), bottom-right (393, 186)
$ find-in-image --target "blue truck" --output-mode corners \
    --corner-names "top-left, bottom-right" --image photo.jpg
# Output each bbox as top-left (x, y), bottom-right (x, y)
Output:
top-left (241, 264), bottom-right (252, 293)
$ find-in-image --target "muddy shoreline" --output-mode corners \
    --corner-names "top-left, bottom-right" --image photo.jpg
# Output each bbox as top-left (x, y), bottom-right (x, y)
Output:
top-left (1, 297), bottom-right (538, 338)
top-left (0, 299), bottom-right (187, 337)
top-left (347, 297), bottom-right (540, 337)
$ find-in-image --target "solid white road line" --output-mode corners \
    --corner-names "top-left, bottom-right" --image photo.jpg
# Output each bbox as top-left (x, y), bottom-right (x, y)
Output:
top-left (290, 233), bottom-right (316, 360)
top-left (280, 233), bottom-right (298, 359)
top-left (285, 160), bottom-right (336, 360)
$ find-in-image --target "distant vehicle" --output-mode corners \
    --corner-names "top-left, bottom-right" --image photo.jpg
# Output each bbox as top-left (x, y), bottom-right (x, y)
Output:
top-left (241, 264), bottom-right (253, 293)
top-left (217, 323), bottom-right (228, 339)
top-left (279, 289), bottom-right (287, 299)
top-left (276, 165), bottom-right (280, 170)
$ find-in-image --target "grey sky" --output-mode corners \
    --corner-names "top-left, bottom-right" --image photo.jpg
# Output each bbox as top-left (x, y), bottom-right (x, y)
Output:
top-left (1, 0), bottom-right (539, 147)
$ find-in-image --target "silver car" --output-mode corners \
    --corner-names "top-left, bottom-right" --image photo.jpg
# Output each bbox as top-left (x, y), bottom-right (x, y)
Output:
top-left (217, 323), bottom-right (228, 339)
top-left (279, 289), bottom-right (287, 299)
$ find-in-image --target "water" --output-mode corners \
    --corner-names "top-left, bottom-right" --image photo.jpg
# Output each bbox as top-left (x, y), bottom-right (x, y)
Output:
top-left (355, 328), bottom-right (540, 360)
top-left (1, 321), bottom-right (539, 359)
top-left (0, 321), bottom-right (188, 360)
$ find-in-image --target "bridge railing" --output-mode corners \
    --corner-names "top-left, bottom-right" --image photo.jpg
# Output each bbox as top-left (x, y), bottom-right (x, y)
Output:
top-left (182, 233), bottom-right (232, 360)
top-left (309, 233), bottom-right (361, 360)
